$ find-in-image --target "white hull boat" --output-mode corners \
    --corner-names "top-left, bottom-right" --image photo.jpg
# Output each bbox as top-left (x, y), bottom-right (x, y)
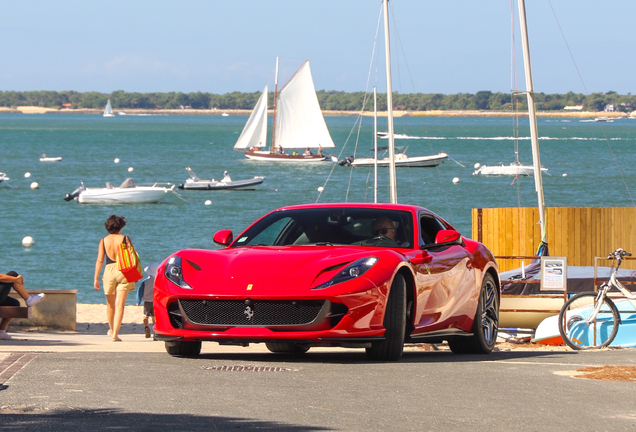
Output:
top-left (233, 59), bottom-right (335, 162)
top-left (349, 151), bottom-right (448, 168)
top-left (178, 167), bottom-right (264, 190)
top-left (0, 172), bottom-right (9, 183)
top-left (473, 163), bottom-right (547, 176)
top-left (65, 178), bottom-right (174, 204)
top-left (39, 155), bottom-right (62, 162)
top-left (103, 99), bottom-right (115, 117)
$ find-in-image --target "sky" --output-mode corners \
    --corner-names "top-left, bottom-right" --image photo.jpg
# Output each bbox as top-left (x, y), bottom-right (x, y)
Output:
top-left (1, 0), bottom-right (634, 95)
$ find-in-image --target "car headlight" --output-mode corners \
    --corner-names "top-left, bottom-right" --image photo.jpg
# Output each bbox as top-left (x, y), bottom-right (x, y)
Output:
top-left (165, 256), bottom-right (192, 289)
top-left (312, 257), bottom-right (379, 290)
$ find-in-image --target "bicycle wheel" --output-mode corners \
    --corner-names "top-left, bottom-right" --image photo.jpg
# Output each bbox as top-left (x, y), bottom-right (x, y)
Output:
top-left (558, 292), bottom-right (620, 350)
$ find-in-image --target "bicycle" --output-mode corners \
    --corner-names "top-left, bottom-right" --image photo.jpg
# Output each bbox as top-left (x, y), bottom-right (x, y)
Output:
top-left (558, 248), bottom-right (636, 350)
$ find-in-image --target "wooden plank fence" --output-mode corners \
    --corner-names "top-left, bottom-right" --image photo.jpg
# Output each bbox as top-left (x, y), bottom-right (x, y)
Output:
top-left (472, 207), bottom-right (636, 272)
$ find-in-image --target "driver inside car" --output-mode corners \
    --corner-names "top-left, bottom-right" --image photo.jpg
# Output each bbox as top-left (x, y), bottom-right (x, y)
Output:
top-left (370, 217), bottom-right (399, 246)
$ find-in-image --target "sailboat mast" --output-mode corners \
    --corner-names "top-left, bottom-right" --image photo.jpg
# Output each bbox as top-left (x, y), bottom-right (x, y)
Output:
top-left (373, 86), bottom-right (378, 203)
top-left (383, 0), bottom-right (397, 204)
top-left (271, 57), bottom-right (280, 154)
top-left (518, 0), bottom-right (547, 245)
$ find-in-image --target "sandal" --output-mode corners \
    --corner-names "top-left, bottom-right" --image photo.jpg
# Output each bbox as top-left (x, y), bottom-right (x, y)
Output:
top-left (111, 336), bottom-right (122, 342)
top-left (144, 326), bottom-right (150, 338)
top-left (107, 330), bottom-right (113, 338)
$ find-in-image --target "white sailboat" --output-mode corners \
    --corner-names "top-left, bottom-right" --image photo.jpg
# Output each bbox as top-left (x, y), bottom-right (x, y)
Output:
top-left (234, 59), bottom-right (335, 162)
top-left (103, 99), bottom-right (115, 117)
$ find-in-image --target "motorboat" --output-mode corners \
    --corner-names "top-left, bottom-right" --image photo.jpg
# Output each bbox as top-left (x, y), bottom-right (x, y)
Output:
top-left (178, 167), bottom-right (264, 191)
top-left (473, 163), bottom-right (547, 176)
top-left (0, 172), bottom-right (9, 183)
top-left (339, 146), bottom-right (448, 168)
top-left (234, 59), bottom-right (335, 162)
top-left (40, 154), bottom-right (62, 162)
top-left (64, 178), bottom-right (175, 204)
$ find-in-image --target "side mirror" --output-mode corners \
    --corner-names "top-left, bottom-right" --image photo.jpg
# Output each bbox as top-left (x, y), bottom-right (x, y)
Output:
top-left (213, 230), bottom-right (234, 247)
top-left (434, 229), bottom-right (462, 245)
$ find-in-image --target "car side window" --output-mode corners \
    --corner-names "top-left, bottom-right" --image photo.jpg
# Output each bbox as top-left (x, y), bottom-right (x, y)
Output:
top-left (420, 214), bottom-right (445, 245)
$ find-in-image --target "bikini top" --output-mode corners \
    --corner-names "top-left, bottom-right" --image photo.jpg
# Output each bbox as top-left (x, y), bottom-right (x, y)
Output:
top-left (103, 236), bottom-right (128, 265)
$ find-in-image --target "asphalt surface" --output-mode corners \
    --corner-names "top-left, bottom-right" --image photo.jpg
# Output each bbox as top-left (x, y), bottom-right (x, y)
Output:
top-left (1, 341), bottom-right (635, 431)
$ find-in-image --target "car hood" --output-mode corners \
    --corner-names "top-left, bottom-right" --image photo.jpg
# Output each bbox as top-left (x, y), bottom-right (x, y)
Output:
top-left (176, 246), bottom-right (395, 296)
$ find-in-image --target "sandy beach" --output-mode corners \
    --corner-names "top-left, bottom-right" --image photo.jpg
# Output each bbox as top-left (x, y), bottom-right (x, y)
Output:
top-left (8, 303), bottom-right (566, 353)
top-left (1, 106), bottom-right (632, 119)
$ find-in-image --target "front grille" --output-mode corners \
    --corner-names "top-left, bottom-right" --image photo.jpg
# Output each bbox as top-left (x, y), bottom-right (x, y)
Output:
top-left (179, 299), bottom-right (325, 326)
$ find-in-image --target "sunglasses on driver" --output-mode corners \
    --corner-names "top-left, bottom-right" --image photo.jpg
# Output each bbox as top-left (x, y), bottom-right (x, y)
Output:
top-left (372, 227), bottom-right (395, 236)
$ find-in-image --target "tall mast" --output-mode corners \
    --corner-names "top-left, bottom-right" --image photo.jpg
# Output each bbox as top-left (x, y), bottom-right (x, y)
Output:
top-left (373, 86), bottom-right (378, 203)
top-left (383, 0), bottom-right (397, 204)
top-left (270, 57), bottom-right (280, 154)
top-left (518, 0), bottom-right (547, 247)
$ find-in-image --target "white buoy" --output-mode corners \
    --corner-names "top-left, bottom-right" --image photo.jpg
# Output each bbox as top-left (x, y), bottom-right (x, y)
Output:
top-left (275, 189), bottom-right (278, 192)
top-left (562, 173), bottom-right (567, 177)
top-left (22, 236), bottom-right (35, 246)
top-left (452, 177), bottom-right (460, 184)
top-left (30, 182), bottom-right (39, 189)
top-left (474, 163), bottom-right (481, 169)
top-left (128, 167), bottom-right (134, 172)
top-left (204, 200), bottom-right (212, 206)
top-left (24, 172), bottom-right (31, 178)
top-left (114, 158), bottom-right (120, 164)
top-left (317, 186), bottom-right (324, 192)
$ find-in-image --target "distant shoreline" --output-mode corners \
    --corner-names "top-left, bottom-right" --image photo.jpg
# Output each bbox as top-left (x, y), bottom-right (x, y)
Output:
top-left (0, 106), bottom-right (633, 119)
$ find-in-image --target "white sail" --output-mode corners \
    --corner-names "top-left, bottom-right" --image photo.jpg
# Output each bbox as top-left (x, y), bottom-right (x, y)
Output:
top-left (274, 61), bottom-right (335, 149)
top-left (103, 99), bottom-right (114, 117)
top-left (234, 87), bottom-right (268, 150)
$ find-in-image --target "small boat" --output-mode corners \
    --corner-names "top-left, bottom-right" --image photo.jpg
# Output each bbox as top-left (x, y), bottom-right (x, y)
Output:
top-left (339, 146), bottom-right (448, 168)
top-left (178, 167), bottom-right (264, 191)
top-left (39, 154), bottom-right (63, 162)
top-left (103, 99), bottom-right (115, 118)
top-left (594, 117), bottom-right (613, 122)
top-left (234, 58), bottom-right (335, 162)
top-left (64, 178), bottom-right (174, 204)
top-left (0, 172), bottom-right (9, 183)
top-left (221, 113), bottom-right (229, 117)
top-left (473, 163), bottom-right (547, 176)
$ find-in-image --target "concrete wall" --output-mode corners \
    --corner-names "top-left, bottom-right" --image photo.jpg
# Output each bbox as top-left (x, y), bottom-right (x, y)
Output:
top-left (8, 289), bottom-right (77, 331)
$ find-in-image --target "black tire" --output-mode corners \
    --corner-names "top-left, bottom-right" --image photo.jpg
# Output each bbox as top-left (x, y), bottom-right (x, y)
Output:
top-left (265, 342), bottom-right (310, 354)
top-left (449, 273), bottom-right (499, 354)
top-left (558, 292), bottom-right (620, 350)
top-left (165, 340), bottom-right (202, 357)
top-left (366, 273), bottom-right (406, 361)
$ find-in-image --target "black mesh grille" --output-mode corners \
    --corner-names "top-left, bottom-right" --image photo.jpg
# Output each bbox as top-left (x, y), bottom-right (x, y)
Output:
top-left (168, 302), bottom-right (183, 329)
top-left (179, 299), bottom-right (324, 326)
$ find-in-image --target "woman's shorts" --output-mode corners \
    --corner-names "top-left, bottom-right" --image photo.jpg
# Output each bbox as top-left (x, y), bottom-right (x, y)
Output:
top-left (102, 263), bottom-right (135, 295)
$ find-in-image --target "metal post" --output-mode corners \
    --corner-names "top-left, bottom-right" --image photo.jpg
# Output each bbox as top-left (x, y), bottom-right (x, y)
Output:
top-left (383, 0), bottom-right (397, 204)
top-left (518, 0), bottom-right (547, 244)
top-left (373, 86), bottom-right (378, 203)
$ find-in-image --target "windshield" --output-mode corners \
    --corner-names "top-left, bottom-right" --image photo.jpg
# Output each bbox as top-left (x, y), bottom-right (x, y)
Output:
top-left (232, 208), bottom-right (414, 248)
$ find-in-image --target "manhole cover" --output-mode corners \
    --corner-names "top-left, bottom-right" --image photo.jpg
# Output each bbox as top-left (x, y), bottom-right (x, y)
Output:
top-left (201, 365), bottom-right (296, 372)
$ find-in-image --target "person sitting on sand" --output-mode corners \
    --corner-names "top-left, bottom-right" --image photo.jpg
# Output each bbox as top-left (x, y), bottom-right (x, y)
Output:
top-left (0, 271), bottom-right (45, 340)
top-left (94, 215), bottom-right (136, 342)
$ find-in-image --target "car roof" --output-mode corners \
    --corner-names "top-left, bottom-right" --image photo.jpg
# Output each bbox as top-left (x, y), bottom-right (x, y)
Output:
top-left (276, 203), bottom-right (425, 212)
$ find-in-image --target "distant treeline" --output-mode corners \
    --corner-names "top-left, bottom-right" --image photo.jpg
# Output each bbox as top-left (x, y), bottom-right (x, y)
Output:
top-left (1, 90), bottom-right (634, 112)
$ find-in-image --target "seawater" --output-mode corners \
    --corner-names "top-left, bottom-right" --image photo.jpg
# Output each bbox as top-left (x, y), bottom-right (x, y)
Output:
top-left (1, 113), bottom-right (635, 304)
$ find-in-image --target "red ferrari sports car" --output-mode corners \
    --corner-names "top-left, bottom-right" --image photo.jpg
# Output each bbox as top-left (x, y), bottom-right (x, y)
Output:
top-left (154, 203), bottom-right (500, 361)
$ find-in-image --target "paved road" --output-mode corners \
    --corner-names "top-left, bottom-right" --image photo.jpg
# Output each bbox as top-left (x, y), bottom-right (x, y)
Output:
top-left (1, 346), bottom-right (635, 431)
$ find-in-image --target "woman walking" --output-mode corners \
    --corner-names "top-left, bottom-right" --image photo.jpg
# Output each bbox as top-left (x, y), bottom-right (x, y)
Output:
top-left (94, 215), bottom-right (135, 341)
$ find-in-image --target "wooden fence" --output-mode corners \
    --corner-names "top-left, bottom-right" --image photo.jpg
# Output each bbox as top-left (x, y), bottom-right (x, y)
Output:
top-left (472, 207), bottom-right (636, 271)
